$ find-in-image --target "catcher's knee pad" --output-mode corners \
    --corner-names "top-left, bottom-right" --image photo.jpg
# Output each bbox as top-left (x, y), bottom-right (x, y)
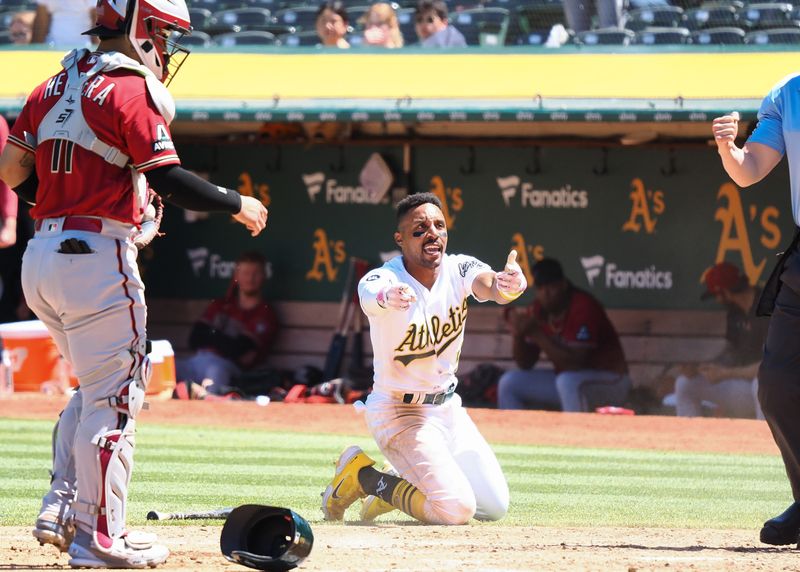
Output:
top-left (74, 418), bottom-right (136, 551)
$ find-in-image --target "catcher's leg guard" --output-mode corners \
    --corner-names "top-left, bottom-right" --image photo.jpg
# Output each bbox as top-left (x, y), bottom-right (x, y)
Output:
top-left (34, 390), bottom-right (81, 551)
top-left (71, 361), bottom-right (166, 568)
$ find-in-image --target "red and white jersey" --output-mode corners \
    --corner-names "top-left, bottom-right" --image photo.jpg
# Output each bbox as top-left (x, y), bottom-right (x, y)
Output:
top-left (8, 50), bottom-right (180, 225)
top-left (358, 253), bottom-right (491, 395)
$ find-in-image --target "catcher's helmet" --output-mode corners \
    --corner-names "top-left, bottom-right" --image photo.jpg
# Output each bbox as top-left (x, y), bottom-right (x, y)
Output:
top-left (220, 505), bottom-right (314, 571)
top-left (84, 0), bottom-right (192, 85)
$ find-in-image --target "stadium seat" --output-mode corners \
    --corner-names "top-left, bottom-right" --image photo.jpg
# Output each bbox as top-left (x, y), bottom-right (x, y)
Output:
top-left (745, 26), bottom-right (800, 43)
top-left (188, 7), bottom-right (213, 31)
top-left (683, 5), bottom-right (738, 30)
top-left (396, 8), bottom-right (417, 44)
top-left (453, 7), bottom-right (510, 46)
top-left (739, 2), bottom-right (793, 29)
top-left (634, 26), bottom-right (691, 43)
top-left (690, 25), bottom-right (745, 43)
top-left (510, 27), bottom-right (575, 45)
top-left (346, 4), bottom-right (371, 23)
top-left (576, 27), bottom-right (636, 45)
top-left (0, 30), bottom-right (11, 44)
top-left (277, 29), bottom-right (321, 46)
top-left (214, 30), bottom-right (278, 45)
top-left (189, 0), bottom-right (249, 10)
top-left (0, 0), bottom-right (35, 9)
top-left (208, 7), bottom-right (274, 34)
top-left (516, 0), bottom-right (567, 35)
top-left (273, 6), bottom-right (319, 32)
top-left (181, 30), bottom-right (213, 47)
top-left (0, 10), bottom-right (15, 31)
top-left (241, 0), bottom-right (280, 9)
top-left (623, 6), bottom-right (685, 31)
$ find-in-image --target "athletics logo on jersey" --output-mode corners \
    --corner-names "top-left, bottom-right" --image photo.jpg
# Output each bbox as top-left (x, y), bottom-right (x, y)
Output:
top-left (152, 124), bottom-right (175, 152)
top-left (394, 300), bottom-right (469, 365)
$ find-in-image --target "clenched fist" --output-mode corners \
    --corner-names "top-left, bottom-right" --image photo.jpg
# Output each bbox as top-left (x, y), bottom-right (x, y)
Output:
top-left (712, 111), bottom-right (740, 150)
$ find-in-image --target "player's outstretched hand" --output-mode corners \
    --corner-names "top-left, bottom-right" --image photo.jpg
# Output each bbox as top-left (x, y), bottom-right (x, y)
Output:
top-left (712, 111), bottom-right (739, 149)
top-left (379, 283), bottom-right (418, 311)
top-left (234, 196), bottom-right (268, 236)
top-left (496, 250), bottom-right (527, 300)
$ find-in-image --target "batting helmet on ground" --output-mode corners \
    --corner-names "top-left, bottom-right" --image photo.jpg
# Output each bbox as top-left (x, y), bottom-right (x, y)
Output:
top-left (220, 505), bottom-right (314, 571)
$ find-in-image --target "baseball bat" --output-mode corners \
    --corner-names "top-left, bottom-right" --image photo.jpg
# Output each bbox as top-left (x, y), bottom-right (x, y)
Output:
top-left (146, 507), bottom-right (233, 521)
top-left (322, 258), bottom-right (357, 381)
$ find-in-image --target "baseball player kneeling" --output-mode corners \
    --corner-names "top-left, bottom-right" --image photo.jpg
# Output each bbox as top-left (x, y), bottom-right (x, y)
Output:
top-left (321, 192), bottom-right (525, 525)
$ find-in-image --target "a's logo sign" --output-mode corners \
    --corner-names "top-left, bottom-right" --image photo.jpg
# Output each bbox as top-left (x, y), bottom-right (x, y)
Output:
top-left (306, 228), bottom-right (346, 282)
top-left (622, 178), bottom-right (665, 234)
top-left (714, 182), bottom-right (780, 286)
top-left (581, 255), bottom-right (604, 286)
top-left (429, 176), bottom-right (463, 228)
top-left (302, 172), bottom-right (325, 203)
top-left (510, 232), bottom-right (545, 286)
top-left (496, 175), bottom-right (588, 209)
top-left (187, 247), bottom-right (209, 276)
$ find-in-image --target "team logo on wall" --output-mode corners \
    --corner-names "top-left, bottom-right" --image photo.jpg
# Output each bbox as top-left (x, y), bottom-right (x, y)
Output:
top-left (714, 182), bottom-right (780, 286)
top-left (301, 170), bottom-right (391, 205)
top-left (622, 178), bottom-right (664, 234)
top-left (306, 228), bottom-right (347, 282)
top-left (580, 255), bottom-right (673, 290)
top-left (429, 176), bottom-right (463, 228)
top-left (496, 175), bottom-right (588, 209)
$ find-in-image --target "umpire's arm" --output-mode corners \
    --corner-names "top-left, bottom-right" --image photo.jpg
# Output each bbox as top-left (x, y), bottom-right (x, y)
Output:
top-left (713, 112), bottom-right (782, 187)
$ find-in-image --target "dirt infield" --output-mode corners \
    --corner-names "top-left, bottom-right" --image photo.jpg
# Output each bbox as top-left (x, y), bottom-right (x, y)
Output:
top-left (1, 393), bottom-right (792, 571)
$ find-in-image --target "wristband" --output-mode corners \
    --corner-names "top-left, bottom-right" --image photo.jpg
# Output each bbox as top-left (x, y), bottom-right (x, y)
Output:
top-left (498, 288), bottom-right (522, 301)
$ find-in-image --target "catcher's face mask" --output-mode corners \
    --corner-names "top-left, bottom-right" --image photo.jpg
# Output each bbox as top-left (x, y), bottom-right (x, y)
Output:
top-left (220, 505), bottom-right (314, 571)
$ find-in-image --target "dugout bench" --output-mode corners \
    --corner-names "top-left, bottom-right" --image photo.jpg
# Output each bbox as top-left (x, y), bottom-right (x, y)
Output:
top-left (147, 299), bottom-right (727, 401)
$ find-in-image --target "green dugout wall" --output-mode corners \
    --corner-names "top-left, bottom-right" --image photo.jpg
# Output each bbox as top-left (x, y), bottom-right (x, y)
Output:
top-left (144, 142), bottom-right (792, 310)
top-left (3, 47), bottom-right (794, 309)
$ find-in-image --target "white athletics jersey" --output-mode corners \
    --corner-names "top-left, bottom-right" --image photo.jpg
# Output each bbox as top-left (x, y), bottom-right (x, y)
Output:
top-left (358, 253), bottom-right (491, 395)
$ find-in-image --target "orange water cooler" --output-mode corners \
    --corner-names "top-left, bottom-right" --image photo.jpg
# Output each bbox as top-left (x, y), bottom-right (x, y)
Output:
top-left (0, 320), bottom-right (77, 392)
top-left (0, 320), bottom-right (175, 397)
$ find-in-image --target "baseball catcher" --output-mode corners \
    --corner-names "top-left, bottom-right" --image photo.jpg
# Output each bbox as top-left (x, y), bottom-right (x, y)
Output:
top-left (0, 0), bottom-right (268, 567)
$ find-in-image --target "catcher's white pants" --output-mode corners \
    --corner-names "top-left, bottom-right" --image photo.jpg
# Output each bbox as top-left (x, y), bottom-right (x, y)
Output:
top-left (22, 222), bottom-right (146, 536)
top-left (365, 391), bottom-right (509, 524)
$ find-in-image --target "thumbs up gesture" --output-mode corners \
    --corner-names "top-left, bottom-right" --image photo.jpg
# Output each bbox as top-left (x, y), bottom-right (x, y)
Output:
top-left (496, 250), bottom-right (527, 301)
top-left (712, 111), bottom-right (740, 149)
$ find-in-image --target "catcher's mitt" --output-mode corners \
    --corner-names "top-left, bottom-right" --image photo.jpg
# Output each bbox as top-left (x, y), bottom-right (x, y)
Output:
top-left (133, 190), bottom-right (164, 250)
